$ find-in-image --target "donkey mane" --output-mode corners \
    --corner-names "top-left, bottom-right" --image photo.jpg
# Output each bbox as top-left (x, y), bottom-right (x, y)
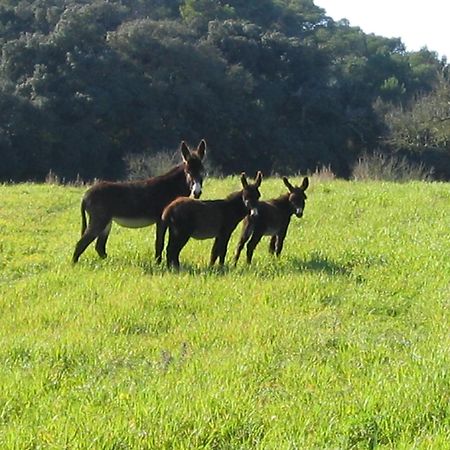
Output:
top-left (225, 190), bottom-right (244, 201)
top-left (141, 164), bottom-right (185, 185)
top-left (155, 163), bottom-right (184, 178)
top-left (269, 193), bottom-right (291, 208)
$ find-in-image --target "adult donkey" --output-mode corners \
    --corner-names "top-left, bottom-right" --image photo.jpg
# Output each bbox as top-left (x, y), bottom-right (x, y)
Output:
top-left (72, 140), bottom-right (206, 263)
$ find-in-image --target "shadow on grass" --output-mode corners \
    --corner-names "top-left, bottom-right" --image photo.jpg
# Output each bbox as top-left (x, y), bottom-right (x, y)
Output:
top-left (230, 254), bottom-right (355, 280)
top-left (141, 261), bottom-right (231, 277)
top-left (74, 251), bottom-right (377, 281)
top-left (288, 255), bottom-right (352, 277)
top-left (83, 254), bottom-right (231, 277)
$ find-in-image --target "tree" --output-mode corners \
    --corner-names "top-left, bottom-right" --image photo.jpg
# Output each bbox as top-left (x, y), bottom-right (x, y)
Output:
top-left (0, 0), bottom-right (448, 181)
top-left (381, 74), bottom-right (450, 179)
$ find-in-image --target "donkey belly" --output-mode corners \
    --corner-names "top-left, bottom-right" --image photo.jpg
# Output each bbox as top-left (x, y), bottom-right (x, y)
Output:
top-left (113, 216), bottom-right (156, 228)
top-left (190, 220), bottom-right (222, 240)
top-left (264, 225), bottom-right (281, 236)
top-left (191, 228), bottom-right (219, 240)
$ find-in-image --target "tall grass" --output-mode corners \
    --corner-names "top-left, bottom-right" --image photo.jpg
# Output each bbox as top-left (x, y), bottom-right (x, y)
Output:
top-left (0, 178), bottom-right (449, 448)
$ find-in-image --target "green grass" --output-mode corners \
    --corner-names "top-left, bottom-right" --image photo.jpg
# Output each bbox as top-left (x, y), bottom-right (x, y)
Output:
top-left (0, 177), bottom-right (449, 449)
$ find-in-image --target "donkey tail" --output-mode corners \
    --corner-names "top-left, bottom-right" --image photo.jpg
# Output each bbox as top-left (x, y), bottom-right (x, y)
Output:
top-left (80, 198), bottom-right (88, 236)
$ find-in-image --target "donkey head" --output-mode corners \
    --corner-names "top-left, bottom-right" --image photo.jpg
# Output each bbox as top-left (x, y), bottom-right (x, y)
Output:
top-left (181, 139), bottom-right (207, 199)
top-left (283, 176), bottom-right (309, 218)
top-left (241, 171), bottom-right (263, 217)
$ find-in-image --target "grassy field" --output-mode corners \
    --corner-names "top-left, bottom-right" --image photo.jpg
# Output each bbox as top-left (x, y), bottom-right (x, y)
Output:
top-left (0, 177), bottom-right (449, 449)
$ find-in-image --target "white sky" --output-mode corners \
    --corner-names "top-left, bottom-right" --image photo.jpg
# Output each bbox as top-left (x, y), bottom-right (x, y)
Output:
top-left (314, 0), bottom-right (450, 59)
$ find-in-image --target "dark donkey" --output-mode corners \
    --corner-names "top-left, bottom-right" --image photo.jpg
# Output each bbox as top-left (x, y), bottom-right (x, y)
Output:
top-left (234, 176), bottom-right (309, 265)
top-left (158, 172), bottom-right (263, 269)
top-left (72, 140), bottom-right (206, 263)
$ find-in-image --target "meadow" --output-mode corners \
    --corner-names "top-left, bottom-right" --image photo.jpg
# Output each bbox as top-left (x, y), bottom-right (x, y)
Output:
top-left (0, 177), bottom-right (449, 449)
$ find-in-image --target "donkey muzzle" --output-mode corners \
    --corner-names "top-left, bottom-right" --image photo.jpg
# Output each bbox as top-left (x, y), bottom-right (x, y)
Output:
top-left (191, 181), bottom-right (202, 199)
top-left (295, 207), bottom-right (303, 218)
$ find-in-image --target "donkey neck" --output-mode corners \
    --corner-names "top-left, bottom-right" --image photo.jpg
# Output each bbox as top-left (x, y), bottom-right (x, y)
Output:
top-left (139, 164), bottom-right (191, 216)
top-left (224, 190), bottom-right (248, 218)
top-left (146, 163), bottom-right (185, 184)
top-left (270, 193), bottom-right (293, 215)
top-left (146, 164), bottom-right (190, 195)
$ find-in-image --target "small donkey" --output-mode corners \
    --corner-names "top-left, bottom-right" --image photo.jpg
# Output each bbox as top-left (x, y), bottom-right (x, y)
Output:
top-left (234, 176), bottom-right (309, 265)
top-left (159, 172), bottom-right (263, 269)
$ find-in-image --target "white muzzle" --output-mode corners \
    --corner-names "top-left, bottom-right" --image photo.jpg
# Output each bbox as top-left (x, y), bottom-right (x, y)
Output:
top-left (191, 182), bottom-right (202, 198)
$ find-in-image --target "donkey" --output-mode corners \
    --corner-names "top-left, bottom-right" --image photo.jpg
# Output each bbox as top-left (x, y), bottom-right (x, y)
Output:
top-left (234, 176), bottom-right (309, 265)
top-left (72, 140), bottom-right (206, 263)
top-left (158, 172), bottom-right (263, 270)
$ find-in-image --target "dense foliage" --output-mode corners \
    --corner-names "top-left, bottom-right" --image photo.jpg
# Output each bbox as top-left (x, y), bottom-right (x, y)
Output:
top-left (0, 0), bottom-right (449, 181)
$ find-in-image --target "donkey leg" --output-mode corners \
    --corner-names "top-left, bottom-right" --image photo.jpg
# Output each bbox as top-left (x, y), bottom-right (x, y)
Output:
top-left (210, 233), bottom-right (231, 266)
top-left (166, 236), bottom-right (178, 269)
top-left (275, 228), bottom-right (288, 257)
top-left (234, 223), bottom-right (253, 265)
top-left (166, 232), bottom-right (177, 268)
top-left (218, 232), bottom-right (233, 266)
top-left (167, 231), bottom-right (190, 270)
top-left (269, 235), bottom-right (277, 255)
top-left (95, 221), bottom-right (112, 259)
top-left (172, 234), bottom-right (190, 270)
top-left (210, 238), bottom-right (220, 266)
top-left (73, 218), bottom-right (109, 263)
top-left (275, 235), bottom-right (286, 257)
top-left (246, 230), bottom-right (264, 264)
top-left (155, 220), bottom-right (166, 264)
top-left (73, 234), bottom-right (96, 264)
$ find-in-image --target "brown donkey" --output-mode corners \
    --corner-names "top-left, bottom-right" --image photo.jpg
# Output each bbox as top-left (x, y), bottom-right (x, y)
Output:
top-left (234, 176), bottom-right (309, 265)
top-left (72, 140), bottom-right (206, 263)
top-left (158, 172), bottom-right (263, 269)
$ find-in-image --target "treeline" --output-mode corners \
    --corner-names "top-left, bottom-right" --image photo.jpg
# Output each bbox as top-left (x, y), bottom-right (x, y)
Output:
top-left (1, 0), bottom-right (449, 181)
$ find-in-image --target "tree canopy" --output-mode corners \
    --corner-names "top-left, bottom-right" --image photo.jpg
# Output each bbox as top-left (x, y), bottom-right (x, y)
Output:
top-left (0, 0), bottom-right (449, 181)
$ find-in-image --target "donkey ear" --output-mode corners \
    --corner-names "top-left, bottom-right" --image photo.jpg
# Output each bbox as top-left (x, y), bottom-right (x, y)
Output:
top-left (196, 139), bottom-right (206, 160)
top-left (283, 176), bottom-right (294, 192)
top-left (180, 141), bottom-right (191, 162)
top-left (240, 172), bottom-right (248, 188)
top-left (300, 176), bottom-right (309, 191)
top-left (255, 171), bottom-right (263, 188)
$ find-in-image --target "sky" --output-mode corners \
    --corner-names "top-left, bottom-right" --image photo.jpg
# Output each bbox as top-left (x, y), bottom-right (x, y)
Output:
top-left (314, 0), bottom-right (450, 59)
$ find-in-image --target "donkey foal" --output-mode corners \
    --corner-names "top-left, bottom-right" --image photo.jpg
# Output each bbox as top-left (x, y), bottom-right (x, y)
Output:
top-left (159, 172), bottom-right (263, 269)
top-left (234, 176), bottom-right (309, 265)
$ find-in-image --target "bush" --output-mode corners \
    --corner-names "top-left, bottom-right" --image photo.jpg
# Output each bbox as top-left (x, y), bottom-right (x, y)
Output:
top-left (123, 151), bottom-right (179, 180)
top-left (351, 152), bottom-right (434, 182)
